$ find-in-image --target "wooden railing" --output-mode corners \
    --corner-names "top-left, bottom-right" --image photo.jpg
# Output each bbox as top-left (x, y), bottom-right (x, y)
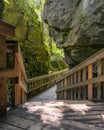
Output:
top-left (12, 49), bottom-right (27, 106)
top-left (56, 49), bottom-right (104, 100)
top-left (15, 51), bottom-right (27, 92)
top-left (27, 69), bottom-right (68, 99)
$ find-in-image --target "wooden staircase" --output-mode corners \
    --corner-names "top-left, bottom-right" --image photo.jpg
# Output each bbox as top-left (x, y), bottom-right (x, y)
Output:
top-left (0, 19), bottom-right (68, 115)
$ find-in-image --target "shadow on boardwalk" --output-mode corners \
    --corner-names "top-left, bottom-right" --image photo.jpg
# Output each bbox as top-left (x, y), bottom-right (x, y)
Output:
top-left (0, 86), bottom-right (104, 130)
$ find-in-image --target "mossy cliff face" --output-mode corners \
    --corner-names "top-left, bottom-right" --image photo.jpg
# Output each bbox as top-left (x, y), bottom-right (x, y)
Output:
top-left (2, 0), bottom-right (50, 78)
top-left (0, 0), bottom-right (4, 19)
top-left (43, 0), bottom-right (104, 68)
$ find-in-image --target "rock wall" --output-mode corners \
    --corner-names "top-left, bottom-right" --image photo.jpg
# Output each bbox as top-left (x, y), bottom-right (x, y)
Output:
top-left (43, 0), bottom-right (104, 68)
top-left (2, 0), bottom-right (50, 78)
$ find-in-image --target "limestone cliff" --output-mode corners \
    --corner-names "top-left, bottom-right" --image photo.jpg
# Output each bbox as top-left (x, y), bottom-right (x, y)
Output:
top-left (43, 0), bottom-right (104, 68)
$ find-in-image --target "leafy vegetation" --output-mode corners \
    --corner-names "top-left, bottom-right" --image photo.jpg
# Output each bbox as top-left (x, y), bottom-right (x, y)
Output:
top-left (2, 0), bottom-right (67, 78)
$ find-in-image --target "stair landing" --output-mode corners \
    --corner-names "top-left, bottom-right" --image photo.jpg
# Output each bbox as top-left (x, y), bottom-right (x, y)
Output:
top-left (0, 85), bottom-right (104, 130)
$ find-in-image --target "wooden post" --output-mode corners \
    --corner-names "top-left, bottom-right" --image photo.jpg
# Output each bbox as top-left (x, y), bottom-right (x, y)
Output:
top-left (88, 64), bottom-right (93, 100)
top-left (83, 86), bottom-right (86, 100)
top-left (78, 71), bottom-right (81, 83)
top-left (68, 89), bottom-right (70, 99)
top-left (78, 87), bottom-right (81, 100)
top-left (74, 73), bottom-right (76, 84)
top-left (83, 68), bottom-right (86, 81)
top-left (83, 68), bottom-right (87, 100)
top-left (0, 35), bottom-right (7, 115)
top-left (70, 89), bottom-right (72, 99)
top-left (64, 79), bottom-right (66, 99)
top-left (74, 88), bottom-right (76, 100)
top-left (15, 84), bottom-right (20, 106)
top-left (97, 60), bottom-right (102, 100)
top-left (98, 60), bottom-right (102, 76)
top-left (97, 83), bottom-right (101, 100)
top-left (0, 35), bottom-right (6, 68)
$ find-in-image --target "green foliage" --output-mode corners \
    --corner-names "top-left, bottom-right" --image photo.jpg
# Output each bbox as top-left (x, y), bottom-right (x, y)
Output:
top-left (51, 56), bottom-right (67, 71)
top-left (4, 0), bottom-right (10, 4)
top-left (20, 40), bottom-right (50, 78)
top-left (2, 0), bottom-right (67, 78)
top-left (0, 0), bottom-right (4, 19)
top-left (3, 0), bottom-right (51, 78)
top-left (44, 24), bottom-right (67, 71)
top-left (45, 37), bottom-right (67, 71)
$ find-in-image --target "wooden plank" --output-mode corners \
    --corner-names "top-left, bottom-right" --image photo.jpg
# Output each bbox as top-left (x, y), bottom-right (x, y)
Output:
top-left (15, 52), bottom-right (27, 92)
top-left (56, 48), bottom-right (104, 83)
top-left (0, 35), bottom-right (6, 68)
top-left (1, 115), bottom-right (35, 129)
top-left (27, 69), bottom-right (68, 83)
top-left (6, 40), bottom-right (18, 52)
top-left (21, 89), bottom-right (26, 103)
top-left (0, 35), bottom-right (8, 115)
top-left (56, 75), bottom-right (104, 92)
top-left (0, 20), bottom-right (15, 37)
top-left (19, 81), bottom-right (27, 92)
top-left (88, 64), bottom-right (93, 99)
top-left (0, 122), bottom-right (23, 130)
top-left (88, 64), bottom-right (93, 79)
top-left (15, 52), bottom-right (27, 80)
top-left (0, 69), bottom-right (19, 78)
top-left (15, 84), bottom-right (22, 106)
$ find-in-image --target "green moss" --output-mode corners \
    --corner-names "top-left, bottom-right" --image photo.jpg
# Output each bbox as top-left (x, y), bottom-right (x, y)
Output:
top-left (15, 26), bottom-right (27, 40)
top-left (0, 0), bottom-right (4, 19)
top-left (28, 29), bottom-right (41, 43)
top-left (4, 11), bottom-right (21, 25)
top-left (1, 0), bottom-right (66, 78)
top-left (2, 0), bottom-right (51, 78)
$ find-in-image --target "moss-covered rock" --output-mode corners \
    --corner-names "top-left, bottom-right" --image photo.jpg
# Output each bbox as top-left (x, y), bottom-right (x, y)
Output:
top-left (15, 26), bottom-right (27, 40)
top-left (0, 0), bottom-right (4, 19)
top-left (2, 0), bottom-right (50, 78)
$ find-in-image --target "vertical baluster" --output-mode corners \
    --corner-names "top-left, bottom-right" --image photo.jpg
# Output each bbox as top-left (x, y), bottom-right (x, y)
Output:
top-left (88, 64), bottom-right (93, 100)
top-left (97, 60), bottom-right (102, 99)
top-left (64, 78), bottom-right (66, 100)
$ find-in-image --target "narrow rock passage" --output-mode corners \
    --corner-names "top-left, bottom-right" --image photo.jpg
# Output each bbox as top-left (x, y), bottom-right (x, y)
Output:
top-left (0, 85), bottom-right (104, 130)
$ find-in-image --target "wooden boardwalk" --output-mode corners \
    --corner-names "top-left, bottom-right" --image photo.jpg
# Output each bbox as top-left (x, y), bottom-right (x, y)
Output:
top-left (0, 85), bottom-right (104, 130)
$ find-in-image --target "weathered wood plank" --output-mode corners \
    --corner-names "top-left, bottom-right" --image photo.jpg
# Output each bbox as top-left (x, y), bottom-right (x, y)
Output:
top-left (28, 69), bottom-right (68, 83)
top-left (1, 100), bottom-right (104, 130)
top-left (0, 20), bottom-right (15, 37)
top-left (1, 115), bottom-right (35, 129)
top-left (0, 122), bottom-right (23, 130)
top-left (56, 75), bottom-right (104, 92)
top-left (15, 52), bottom-right (27, 80)
top-left (1, 87), bottom-right (104, 130)
top-left (0, 69), bottom-right (19, 78)
top-left (56, 48), bottom-right (104, 83)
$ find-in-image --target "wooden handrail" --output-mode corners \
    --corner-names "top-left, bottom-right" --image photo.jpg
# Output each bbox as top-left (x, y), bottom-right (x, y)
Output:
top-left (56, 48), bottom-right (104, 100)
top-left (56, 48), bottom-right (104, 83)
top-left (0, 69), bottom-right (19, 78)
top-left (28, 69), bottom-right (68, 82)
top-left (27, 69), bottom-right (68, 99)
top-left (0, 20), bottom-right (15, 37)
top-left (15, 51), bottom-right (27, 92)
top-left (15, 52), bottom-right (27, 81)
